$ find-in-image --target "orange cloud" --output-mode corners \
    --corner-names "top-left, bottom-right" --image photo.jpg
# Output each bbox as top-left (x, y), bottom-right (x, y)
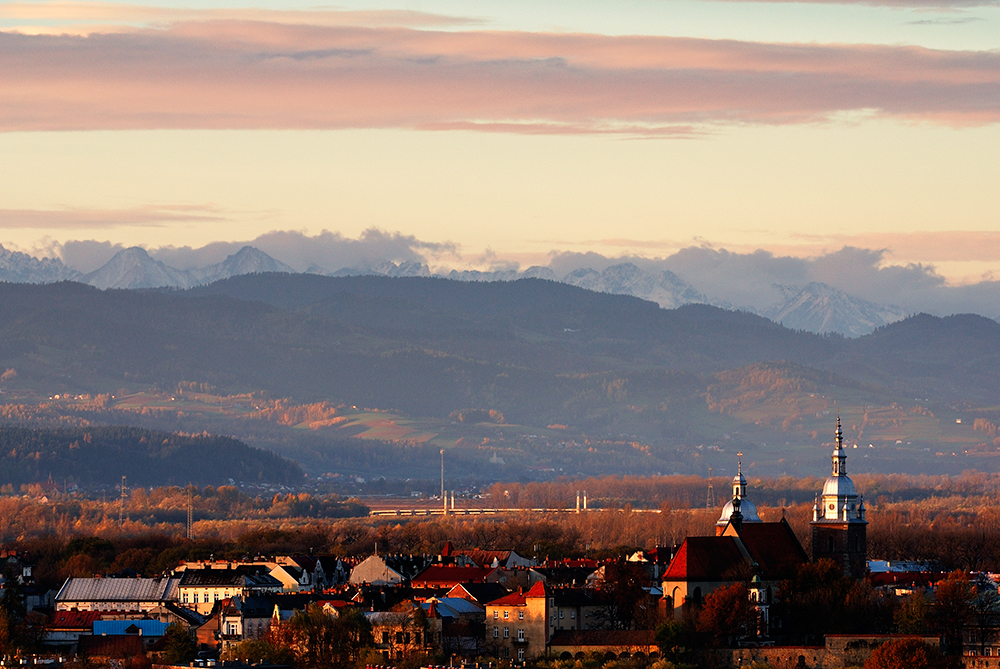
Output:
top-left (1, 19), bottom-right (998, 133)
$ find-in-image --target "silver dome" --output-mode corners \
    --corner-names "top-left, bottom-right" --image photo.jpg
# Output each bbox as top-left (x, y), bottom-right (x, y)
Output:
top-left (822, 474), bottom-right (857, 498)
top-left (717, 497), bottom-right (761, 525)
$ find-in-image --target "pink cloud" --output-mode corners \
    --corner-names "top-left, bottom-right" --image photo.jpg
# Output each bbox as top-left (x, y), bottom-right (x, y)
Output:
top-left (0, 205), bottom-right (225, 228)
top-left (0, 20), bottom-right (998, 134)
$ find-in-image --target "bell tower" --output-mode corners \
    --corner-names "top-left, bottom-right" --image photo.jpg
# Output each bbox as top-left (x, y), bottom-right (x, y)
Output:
top-left (811, 417), bottom-right (867, 578)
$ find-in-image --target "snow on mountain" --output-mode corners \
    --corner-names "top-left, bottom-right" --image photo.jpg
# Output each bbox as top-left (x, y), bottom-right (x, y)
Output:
top-left (0, 244), bottom-right (81, 283)
top-left (83, 246), bottom-right (295, 289)
top-left (764, 282), bottom-right (908, 337)
top-left (561, 263), bottom-right (710, 309)
top-left (191, 246), bottom-right (295, 284)
top-left (83, 247), bottom-right (191, 289)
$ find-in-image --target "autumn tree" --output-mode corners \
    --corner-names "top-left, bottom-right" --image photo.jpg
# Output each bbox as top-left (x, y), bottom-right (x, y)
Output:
top-left (932, 571), bottom-right (973, 654)
top-left (696, 583), bottom-right (755, 646)
top-left (863, 638), bottom-right (955, 669)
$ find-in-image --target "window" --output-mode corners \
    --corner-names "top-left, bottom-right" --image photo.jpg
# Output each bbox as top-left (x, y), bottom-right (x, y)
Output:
top-left (503, 647), bottom-right (509, 659)
top-left (559, 610), bottom-right (564, 619)
top-left (517, 648), bottom-right (524, 661)
top-left (415, 632), bottom-right (421, 645)
top-left (493, 627), bottom-right (499, 638)
top-left (518, 611), bottom-right (524, 620)
top-left (382, 632), bottom-right (389, 644)
top-left (214, 592), bottom-right (219, 602)
top-left (182, 593), bottom-right (189, 604)
top-left (503, 627), bottom-right (509, 638)
top-left (493, 610), bottom-right (499, 619)
top-left (503, 610), bottom-right (509, 619)
top-left (193, 593), bottom-right (199, 603)
top-left (570, 610), bottom-right (575, 619)
top-left (396, 632), bottom-right (404, 644)
top-left (517, 629), bottom-right (524, 641)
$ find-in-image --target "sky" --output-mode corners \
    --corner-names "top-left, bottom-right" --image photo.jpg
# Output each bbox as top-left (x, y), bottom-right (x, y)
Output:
top-left (1, 0), bottom-right (999, 303)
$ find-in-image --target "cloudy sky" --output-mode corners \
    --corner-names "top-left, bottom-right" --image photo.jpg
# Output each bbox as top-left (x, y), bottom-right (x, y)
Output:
top-left (1, 0), bottom-right (999, 296)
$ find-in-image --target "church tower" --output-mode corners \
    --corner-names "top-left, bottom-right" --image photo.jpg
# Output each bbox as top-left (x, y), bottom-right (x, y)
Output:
top-left (811, 417), bottom-right (867, 578)
top-left (716, 453), bottom-right (761, 535)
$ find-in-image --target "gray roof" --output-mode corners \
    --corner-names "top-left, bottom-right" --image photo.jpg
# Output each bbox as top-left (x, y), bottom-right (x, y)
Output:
top-left (56, 577), bottom-right (178, 603)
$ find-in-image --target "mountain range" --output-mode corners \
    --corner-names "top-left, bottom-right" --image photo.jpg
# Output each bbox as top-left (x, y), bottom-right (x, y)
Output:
top-left (2, 274), bottom-right (1000, 477)
top-left (0, 244), bottom-right (911, 336)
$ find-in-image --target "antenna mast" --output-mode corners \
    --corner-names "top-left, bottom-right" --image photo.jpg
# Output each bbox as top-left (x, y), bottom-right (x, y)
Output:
top-left (118, 475), bottom-right (127, 528)
top-left (187, 486), bottom-right (194, 539)
top-left (706, 467), bottom-right (715, 508)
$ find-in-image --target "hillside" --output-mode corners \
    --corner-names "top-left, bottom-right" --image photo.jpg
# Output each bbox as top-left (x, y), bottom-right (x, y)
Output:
top-left (0, 425), bottom-right (302, 487)
top-left (1, 276), bottom-right (999, 478)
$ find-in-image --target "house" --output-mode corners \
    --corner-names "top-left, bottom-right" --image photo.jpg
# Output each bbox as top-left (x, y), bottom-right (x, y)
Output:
top-left (218, 595), bottom-right (274, 650)
top-left (421, 597), bottom-right (485, 657)
top-left (44, 610), bottom-right (105, 653)
top-left (349, 554), bottom-right (430, 586)
top-left (446, 583), bottom-right (510, 607)
top-left (410, 565), bottom-right (495, 591)
top-left (177, 567), bottom-right (282, 615)
top-left (365, 607), bottom-right (436, 662)
top-left (55, 577), bottom-right (179, 612)
top-left (484, 581), bottom-right (549, 663)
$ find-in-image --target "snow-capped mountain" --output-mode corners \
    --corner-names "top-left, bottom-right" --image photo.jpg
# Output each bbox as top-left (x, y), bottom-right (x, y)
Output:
top-left (0, 245), bottom-right (81, 283)
top-left (82, 246), bottom-right (294, 289)
top-left (83, 247), bottom-right (191, 289)
top-left (764, 282), bottom-right (908, 337)
top-left (561, 263), bottom-right (710, 309)
top-left (191, 246), bottom-right (294, 284)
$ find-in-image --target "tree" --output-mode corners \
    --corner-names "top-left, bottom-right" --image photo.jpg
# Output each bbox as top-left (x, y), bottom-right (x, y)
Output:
top-left (591, 559), bottom-right (649, 630)
top-left (281, 604), bottom-right (373, 669)
top-left (932, 571), bottom-right (973, 654)
top-left (160, 623), bottom-right (197, 665)
top-left (655, 618), bottom-right (697, 663)
top-left (696, 583), bottom-right (755, 646)
top-left (895, 592), bottom-right (931, 635)
top-left (863, 638), bottom-right (955, 669)
top-left (221, 639), bottom-right (295, 666)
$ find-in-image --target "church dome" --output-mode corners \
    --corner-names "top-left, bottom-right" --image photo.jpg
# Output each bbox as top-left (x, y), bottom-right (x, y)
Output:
top-left (717, 497), bottom-right (761, 525)
top-left (822, 474), bottom-right (857, 498)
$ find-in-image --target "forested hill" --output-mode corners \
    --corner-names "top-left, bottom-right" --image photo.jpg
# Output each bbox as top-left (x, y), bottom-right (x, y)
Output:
top-left (1, 277), bottom-right (1000, 431)
top-left (0, 425), bottom-right (302, 487)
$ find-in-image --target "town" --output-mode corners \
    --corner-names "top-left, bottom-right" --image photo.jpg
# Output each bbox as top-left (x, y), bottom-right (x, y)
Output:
top-left (0, 422), bottom-right (990, 669)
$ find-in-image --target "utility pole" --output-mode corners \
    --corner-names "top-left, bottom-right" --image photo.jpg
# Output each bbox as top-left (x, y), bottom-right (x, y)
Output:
top-left (118, 476), bottom-right (127, 528)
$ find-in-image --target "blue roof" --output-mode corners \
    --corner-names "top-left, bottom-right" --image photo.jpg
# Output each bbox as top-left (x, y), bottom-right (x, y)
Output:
top-left (93, 620), bottom-right (169, 636)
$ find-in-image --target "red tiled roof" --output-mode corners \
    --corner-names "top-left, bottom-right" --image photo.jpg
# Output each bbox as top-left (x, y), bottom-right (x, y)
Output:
top-left (486, 591), bottom-right (527, 607)
top-left (411, 565), bottom-right (494, 587)
top-left (734, 520), bottom-right (810, 579)
top-left (525, 581), bottom-right (547, 598)
top-left (49, 610), bottom-right (104, 630)
top-left (485, 581), bottom-right (546, 608)
top-left (662, 537), bottom-right (746, 581)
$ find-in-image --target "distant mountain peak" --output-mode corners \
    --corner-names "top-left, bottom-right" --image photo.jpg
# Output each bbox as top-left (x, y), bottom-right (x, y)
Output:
top-left (561, 262), bottom-right (710, 309)
top-left (0, 244), bottom-right (81, 284)
top-left (83, 246), bottom-right (191, 290)
top-left (765, 282), bottom-right (907, 337)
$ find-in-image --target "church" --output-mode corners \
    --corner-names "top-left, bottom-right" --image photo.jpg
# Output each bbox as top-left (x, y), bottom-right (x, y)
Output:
top-left (661, 419), bottom-right (868, 624)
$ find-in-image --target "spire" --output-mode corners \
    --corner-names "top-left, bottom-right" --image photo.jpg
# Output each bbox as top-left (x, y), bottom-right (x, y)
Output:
top-left (832, 414), bottom-right (847, 476)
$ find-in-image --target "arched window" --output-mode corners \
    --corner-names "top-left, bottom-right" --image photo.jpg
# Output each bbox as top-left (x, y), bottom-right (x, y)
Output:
top-left (693, 587), bottom-right (703, 606)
